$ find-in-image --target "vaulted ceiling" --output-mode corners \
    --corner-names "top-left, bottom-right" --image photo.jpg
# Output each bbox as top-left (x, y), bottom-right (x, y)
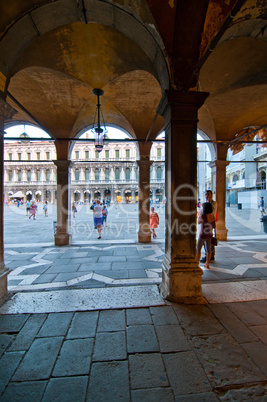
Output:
top-left (0, 0), bottom-right (266, 151)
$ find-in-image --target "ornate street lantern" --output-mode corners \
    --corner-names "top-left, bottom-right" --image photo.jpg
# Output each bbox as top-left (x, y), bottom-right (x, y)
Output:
top-left (91, 88), bottom-right (108, 153)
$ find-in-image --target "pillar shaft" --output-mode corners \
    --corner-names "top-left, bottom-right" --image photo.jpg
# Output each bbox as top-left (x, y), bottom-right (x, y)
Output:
top-left (0, 100), bottom-right (17, 300)
top-left (158, 90), bottom-right (209, 303)
top-left (137, 160), bottom-right (153, 243)
top-left (210, 160), bottom-right (229, 240)
top-left (53, 160), bottom-right (72, 246)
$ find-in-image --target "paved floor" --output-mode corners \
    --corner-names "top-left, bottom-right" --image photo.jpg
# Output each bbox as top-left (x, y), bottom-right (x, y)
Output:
top-left (1, 203), bottom-right (267, 400)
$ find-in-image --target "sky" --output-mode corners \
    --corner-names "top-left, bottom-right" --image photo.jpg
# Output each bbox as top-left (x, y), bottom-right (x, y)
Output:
top-left (4, 124), bottom-right (131, 141)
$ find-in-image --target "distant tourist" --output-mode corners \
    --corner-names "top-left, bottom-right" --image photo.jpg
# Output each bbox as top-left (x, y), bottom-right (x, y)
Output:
top-left (150, 207), bottom-right (159, 239)
top-left (26, 199), bottom-right (32, 216)
top-left (200, 190), bottom-right (217, 263)
top-left (197, 198), bottom-right (201, 215)
top-left (94, 199), bottom-right (103, 239)
top-left (72, 202), bottom-right (77, 218)
top-left (197, 202), bottom-right (215, 269)
top-left (102, 204), bottom-right (108, 227)
top-left (259, 197), bottom-right (266, 216)
top-left (29, 200), bottom-right (37, 220)
top-left (43, 201), bottom-right (48, 217)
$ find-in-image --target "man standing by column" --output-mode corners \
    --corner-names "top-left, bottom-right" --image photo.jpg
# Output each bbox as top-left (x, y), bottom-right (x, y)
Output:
top-left (200, 190), bottom-right (217, 263)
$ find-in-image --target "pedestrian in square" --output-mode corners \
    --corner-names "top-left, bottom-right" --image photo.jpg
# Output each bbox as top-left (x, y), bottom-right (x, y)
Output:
top-left (94, 199), bottom-right (103, 239)
top-left (197, 202), bottom-right (215, 269)
top-left (150, 207), bottom-right (159, 239)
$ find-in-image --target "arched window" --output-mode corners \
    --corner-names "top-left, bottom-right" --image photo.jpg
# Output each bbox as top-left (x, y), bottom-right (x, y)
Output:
top-left (36, 170), bottom-right (41, 181)
top-left (18, 170), bottom-right (22, 182)
top-left (46, 169), bottom-right (50, 182)
top-left (75, 169), bottom-right (80, 181)
top-left (232, 174), bottom-right (239, 184)
top-left (115, 168), bottom-right (120, 181)
top-left (260, 170), bottom-right (266, 189)
top-left (105, 169), bottom-right (110, 181)
top-left (125, 168), bottom-right (130, 181)
top-left (157, 166), bottom-right (162, 180)
top-left (95, 168), bottom-right (99, 181)
top-left (85, 168), bottom-right (89, 181)
top-left (27, 170), bottom-right (31, 182)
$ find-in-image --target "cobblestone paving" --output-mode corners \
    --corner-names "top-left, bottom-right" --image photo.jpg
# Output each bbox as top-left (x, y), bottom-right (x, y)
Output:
top-left (0, 304), bottom-right (267, 401)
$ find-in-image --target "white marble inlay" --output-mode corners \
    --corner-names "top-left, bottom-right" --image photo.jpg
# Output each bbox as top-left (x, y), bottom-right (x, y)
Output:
top-left (0, 285), bottom-right (165, 314)
top-left (203, 280), bottom-right (267, 303)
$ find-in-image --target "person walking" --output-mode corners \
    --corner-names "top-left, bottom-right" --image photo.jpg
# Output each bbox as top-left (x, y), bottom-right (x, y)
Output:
top-left (26, 199), bottom-right (32, 216)
top-left (200, 190), bottom-right (217, 263)
top-left (102, 204), bottom-right (108, 227)
top-left (150, 207), bottom-right (159, 239)
top-left (259, 197), bottom-right (265, 216)
top-left (29, 200), bottom-right (37, 220)
top-left (197, 198), bottom-right (201, 215)
top-left (197, 202), bottom-right (215, 269)
top-left (72, 201), bottom-right (77, 218)
top-left (43, 201), bottom-right (48, 217)
top-left (94, 199), bottom-right (103, 239)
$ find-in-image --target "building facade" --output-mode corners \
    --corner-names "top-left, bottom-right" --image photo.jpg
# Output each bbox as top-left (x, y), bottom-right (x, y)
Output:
top-left (197, 140), bottom-right (267, 208)
top-left (4, 138), bottom-right (165, 204)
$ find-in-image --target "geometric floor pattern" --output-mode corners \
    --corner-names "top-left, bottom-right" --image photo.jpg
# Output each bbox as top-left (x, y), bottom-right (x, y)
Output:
top-left (3, 240), bottom-right (267, 311)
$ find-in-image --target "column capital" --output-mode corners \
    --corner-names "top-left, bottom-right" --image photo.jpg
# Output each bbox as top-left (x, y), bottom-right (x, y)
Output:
top-left (53, 159), bottom-right (73, 171)
top-left (209, 160), bottom-right (230, 170)
top-left (136, 159), bottom-right (153, 168)
top-left (157, 90), bottom-right (209, 119)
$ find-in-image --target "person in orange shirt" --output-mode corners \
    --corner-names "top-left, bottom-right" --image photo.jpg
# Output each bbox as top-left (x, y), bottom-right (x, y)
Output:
top-left (150, 207), bottom-right (159, 239)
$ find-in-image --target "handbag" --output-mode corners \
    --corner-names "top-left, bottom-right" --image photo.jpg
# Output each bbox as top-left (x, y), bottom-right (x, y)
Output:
top-left (211, 237), bottom-right (217, 246)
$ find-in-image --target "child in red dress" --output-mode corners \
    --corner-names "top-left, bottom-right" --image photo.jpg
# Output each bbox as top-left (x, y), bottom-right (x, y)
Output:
top-left (150, 207), bottom-right (159, 239)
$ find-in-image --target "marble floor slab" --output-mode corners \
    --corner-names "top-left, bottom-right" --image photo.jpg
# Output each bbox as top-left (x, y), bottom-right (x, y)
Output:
top-left (203, 280), bottom-right (267, 303)
top-left (0, 285), bottom-right (165, 314)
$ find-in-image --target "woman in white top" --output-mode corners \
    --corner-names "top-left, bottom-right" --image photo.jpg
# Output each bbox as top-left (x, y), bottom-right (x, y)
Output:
top-left (93, 199), bottom-right (103, 239)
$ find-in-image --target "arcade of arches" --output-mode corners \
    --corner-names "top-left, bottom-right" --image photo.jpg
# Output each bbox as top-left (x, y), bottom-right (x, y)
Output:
top-left (0, 1), bottom-right (267, 304)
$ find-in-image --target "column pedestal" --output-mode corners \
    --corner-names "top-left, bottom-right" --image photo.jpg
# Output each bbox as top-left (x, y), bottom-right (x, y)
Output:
top-left (161, 259), bottom-right (206, 304)
top-left (0, 264), bottom-right (11, 300)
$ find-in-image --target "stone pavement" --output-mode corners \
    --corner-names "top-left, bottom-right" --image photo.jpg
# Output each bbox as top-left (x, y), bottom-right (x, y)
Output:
top-left (0, 204), bottom-right (267, 400)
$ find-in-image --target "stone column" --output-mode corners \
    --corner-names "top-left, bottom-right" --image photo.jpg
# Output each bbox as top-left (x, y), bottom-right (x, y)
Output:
top-left (0, 100), bottom-right (17, 299)
top-left (152, 188), bottom-right (156, 204)
top-left (53, 160), bottom-right (73, 246)
top-left (209, 161), bottom-right (217, 194)
top-left (158, 90), bottom-right (209, 304)
top-left (131, 189), bottom-right (135, 203)
top-left (131, 166), bottom-right (135, 181)
top-left (137, 160), bottom-right (153, 242)
top-left (209, 160), bottom-right (229, 240)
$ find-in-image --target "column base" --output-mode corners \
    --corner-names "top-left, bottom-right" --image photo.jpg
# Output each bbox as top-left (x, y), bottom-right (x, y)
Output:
top-left (216, 227), bottom-right (228, 241)
top-left (54, 233), bottom-right (72, 246)
top-left (138, 230), bottom-right (151, 243)
top-left (160, 260), bottom-right (207, 304)
top-left (0, 265), bottom-right (11, 301)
